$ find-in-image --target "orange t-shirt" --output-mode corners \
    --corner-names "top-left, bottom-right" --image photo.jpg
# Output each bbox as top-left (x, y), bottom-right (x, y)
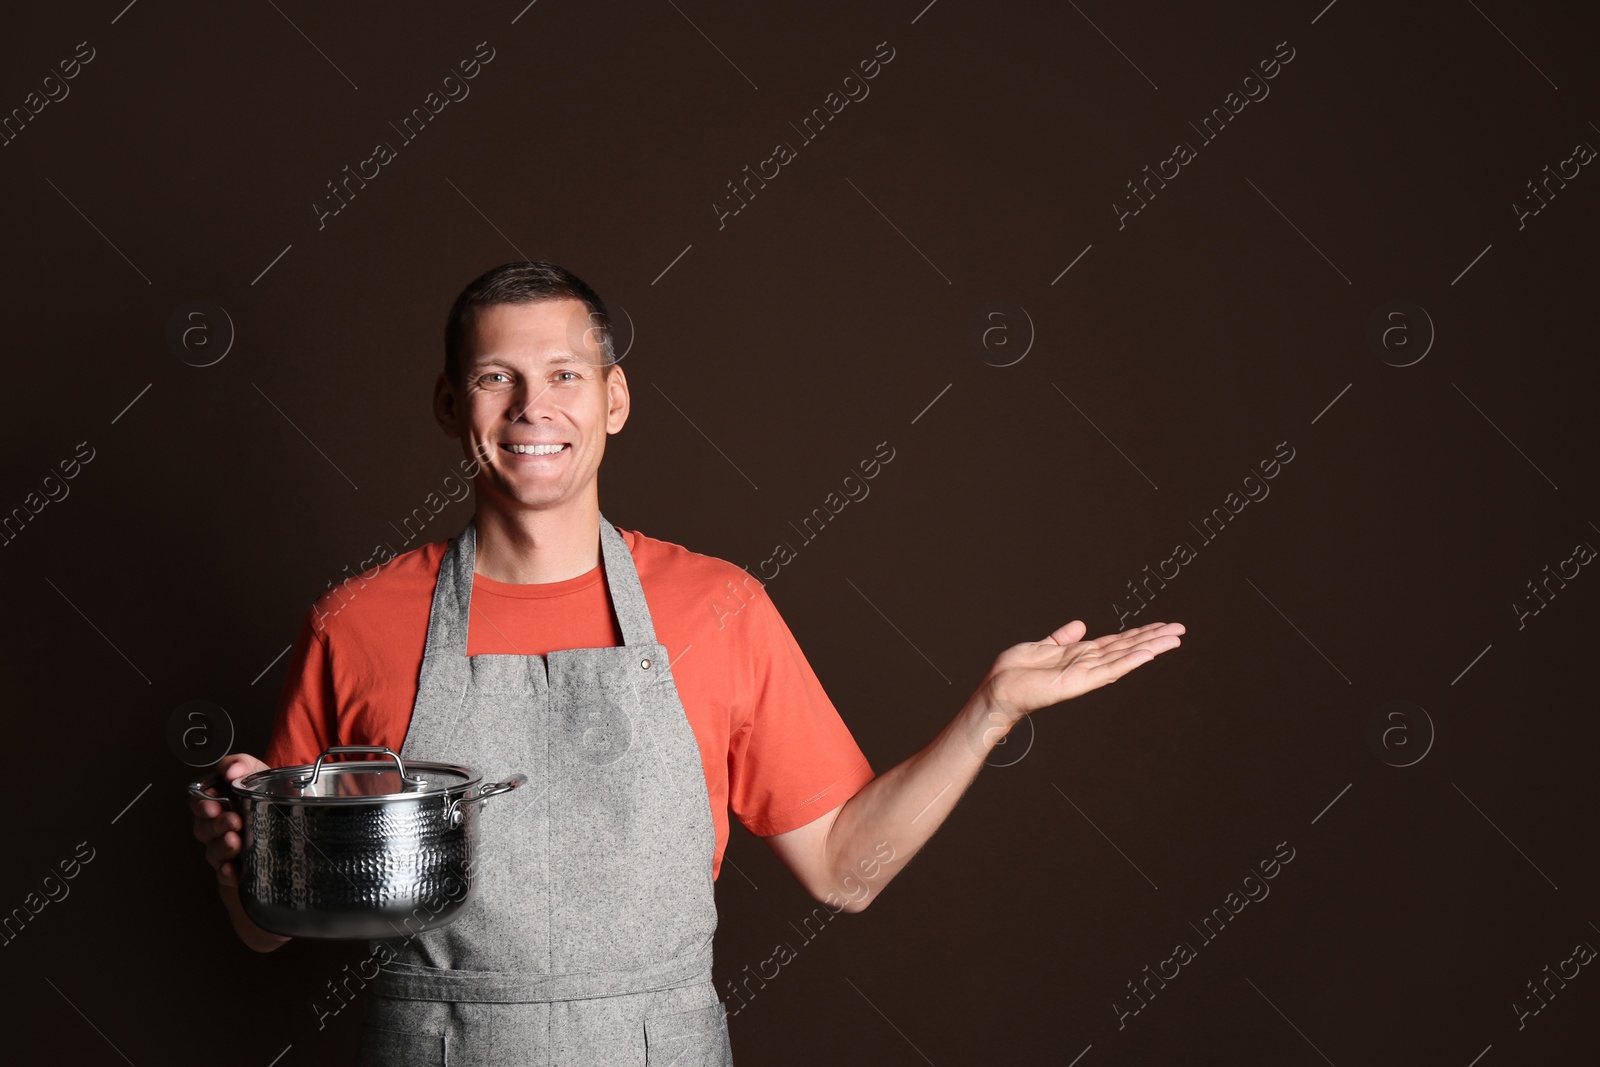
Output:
top-left (264, 525), bottom-right (875, 879)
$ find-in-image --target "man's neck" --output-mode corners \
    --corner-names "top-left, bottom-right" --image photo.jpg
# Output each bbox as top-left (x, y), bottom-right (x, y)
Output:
top-left (472, 500), bottom-right (604, 585)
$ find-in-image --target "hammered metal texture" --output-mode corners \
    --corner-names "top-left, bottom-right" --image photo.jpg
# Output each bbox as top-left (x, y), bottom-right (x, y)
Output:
top-left (238, 792), bottom-right (478, 936)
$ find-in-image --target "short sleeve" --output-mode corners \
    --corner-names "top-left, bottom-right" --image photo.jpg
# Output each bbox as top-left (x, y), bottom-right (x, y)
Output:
top-left (727, 586), bottom-right (874, 836)
top-left (263, 607), bottom-right (340, 769)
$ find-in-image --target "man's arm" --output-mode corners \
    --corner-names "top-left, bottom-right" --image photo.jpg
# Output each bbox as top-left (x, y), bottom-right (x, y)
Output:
top-left (765, 620), bottom-right (1184, 911)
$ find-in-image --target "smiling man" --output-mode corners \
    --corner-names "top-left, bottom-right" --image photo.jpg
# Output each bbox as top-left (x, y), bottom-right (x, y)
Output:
top-left (189, 261), bottom-right (1184, 1066)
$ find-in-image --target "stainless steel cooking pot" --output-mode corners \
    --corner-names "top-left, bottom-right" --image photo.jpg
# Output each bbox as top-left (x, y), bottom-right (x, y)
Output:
top-left (188, 745), bottom-right (525, 940)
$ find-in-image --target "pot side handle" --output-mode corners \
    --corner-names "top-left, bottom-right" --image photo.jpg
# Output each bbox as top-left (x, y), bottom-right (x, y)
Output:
top-left (448, 774), bottom-right (527, 826)
top-left (187, 774), bottom-right (231, 807)
top-left (475, 774), bottom-right (527, 805)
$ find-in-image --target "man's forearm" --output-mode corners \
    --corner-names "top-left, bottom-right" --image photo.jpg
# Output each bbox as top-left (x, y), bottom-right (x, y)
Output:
top-left (820, 689), bottom-right (1019, 911)
top-left (219, 881), bottom-right (292, 953)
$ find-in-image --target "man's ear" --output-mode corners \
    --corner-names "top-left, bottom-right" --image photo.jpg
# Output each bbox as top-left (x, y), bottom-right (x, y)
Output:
top-left (434, 373), bottom-right (462, 438)
top-left (605, 365), bottom-right (630, 435)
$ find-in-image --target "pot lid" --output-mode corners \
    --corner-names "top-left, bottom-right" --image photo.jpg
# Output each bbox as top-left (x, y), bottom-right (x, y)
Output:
top-left (235, 747), bottom-right (477, 802)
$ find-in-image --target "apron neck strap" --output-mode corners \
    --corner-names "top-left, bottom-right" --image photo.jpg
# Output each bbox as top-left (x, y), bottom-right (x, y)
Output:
top-left (595, 513), bottom-right (657, 647)
top-left (426, 514), bottom-right (657, 660)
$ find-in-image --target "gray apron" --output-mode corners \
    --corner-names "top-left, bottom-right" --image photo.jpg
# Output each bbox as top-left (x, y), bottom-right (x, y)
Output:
top-left (356, 516), bottom-right (733, 1066)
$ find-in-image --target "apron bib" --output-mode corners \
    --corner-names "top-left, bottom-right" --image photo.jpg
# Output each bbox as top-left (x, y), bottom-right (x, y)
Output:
top-left (356, 516), bottom-right (732, 1066)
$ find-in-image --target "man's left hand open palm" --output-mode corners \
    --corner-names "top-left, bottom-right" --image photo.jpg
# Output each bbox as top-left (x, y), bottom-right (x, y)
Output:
top-left (983, 620), bottom-right (1185, 721)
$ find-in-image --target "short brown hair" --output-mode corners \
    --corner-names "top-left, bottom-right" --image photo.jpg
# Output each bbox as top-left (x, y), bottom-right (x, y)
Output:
top-left (443, 261), bottom-right (617, 385)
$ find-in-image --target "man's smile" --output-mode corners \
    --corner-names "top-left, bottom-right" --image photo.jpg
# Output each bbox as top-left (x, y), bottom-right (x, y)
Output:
top-left (500, 442), bottom-right (569, 456)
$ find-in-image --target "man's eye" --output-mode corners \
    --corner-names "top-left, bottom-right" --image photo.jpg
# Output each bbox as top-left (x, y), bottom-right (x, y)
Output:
top-left (554, 371), bottom-right (578, 382)
top-left (479, 372), bottom-right (511, 384)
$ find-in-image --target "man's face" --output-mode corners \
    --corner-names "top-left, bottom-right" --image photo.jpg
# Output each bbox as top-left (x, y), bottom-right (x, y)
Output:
top-left (435, 298), bottom-right (627, 512)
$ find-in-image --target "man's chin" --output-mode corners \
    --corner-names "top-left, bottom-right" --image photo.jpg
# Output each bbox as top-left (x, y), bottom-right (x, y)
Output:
top-left (482, 478), bottom-right (577, 511)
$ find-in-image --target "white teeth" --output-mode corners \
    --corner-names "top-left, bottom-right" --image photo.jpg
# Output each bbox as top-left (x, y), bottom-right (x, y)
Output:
top-left (506, 443), bottom-right (565, 455)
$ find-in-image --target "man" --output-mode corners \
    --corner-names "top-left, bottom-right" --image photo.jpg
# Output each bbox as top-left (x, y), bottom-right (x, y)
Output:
top-left (190, 261), bottom-right (1184, 1065)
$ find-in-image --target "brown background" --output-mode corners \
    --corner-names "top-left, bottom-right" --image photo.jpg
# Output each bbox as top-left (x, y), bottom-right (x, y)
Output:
top-left (2, 0), bottom-right (1596, 1063)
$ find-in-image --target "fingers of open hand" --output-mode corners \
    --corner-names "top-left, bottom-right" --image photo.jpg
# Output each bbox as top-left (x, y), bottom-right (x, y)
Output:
top-left (1101, 647), bottom-right (1157, 674)
top-left (1058, 643), bottom-right (1160, 681)
top-left (1098, 638), bottom-right (1177, 674)
top-left (1096, 620), bottom-right (1184, 650)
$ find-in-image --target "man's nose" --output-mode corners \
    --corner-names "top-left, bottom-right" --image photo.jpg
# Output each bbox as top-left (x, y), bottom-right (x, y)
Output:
top-left (508, 380), bottom-right (555, 421)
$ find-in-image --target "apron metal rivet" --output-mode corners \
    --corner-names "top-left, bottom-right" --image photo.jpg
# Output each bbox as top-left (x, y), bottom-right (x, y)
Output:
top-left (641, 658), bottom-right (651, 669)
